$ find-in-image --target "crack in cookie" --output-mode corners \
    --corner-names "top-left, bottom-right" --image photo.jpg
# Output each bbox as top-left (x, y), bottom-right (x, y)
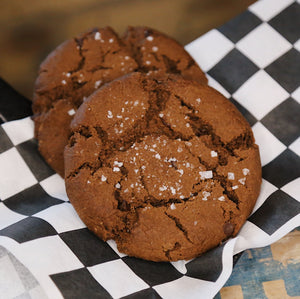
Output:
top-left (64, 72), bottom-right (261, 261)
top-left (33, 26), bottom-right (207, 176)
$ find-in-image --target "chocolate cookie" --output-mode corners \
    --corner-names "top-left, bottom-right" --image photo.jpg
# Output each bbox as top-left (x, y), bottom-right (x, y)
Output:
top-left (122, 26), bottom-right (207, 83)
top-left (33, 26), bottom-right (207, 176)
top-left (64, 72), bottom-right (261, 262)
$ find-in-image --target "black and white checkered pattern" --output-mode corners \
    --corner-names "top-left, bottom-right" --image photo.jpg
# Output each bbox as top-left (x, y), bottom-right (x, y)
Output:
top-left (0, 245), bottom-right (47, 298)
top-left (0, 0), bottom-right (299, 298)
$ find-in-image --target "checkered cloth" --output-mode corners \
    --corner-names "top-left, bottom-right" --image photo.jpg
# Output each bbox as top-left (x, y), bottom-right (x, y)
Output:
top-left (0, 0), bottom-right (299, 298)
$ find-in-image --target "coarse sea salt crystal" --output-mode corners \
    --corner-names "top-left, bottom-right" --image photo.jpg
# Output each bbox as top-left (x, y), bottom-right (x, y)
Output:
top-left (239, 177), bottom-right (246, 185)
top-left (218, 196), bottom-right (225, 201)
top-left (202, 191), bottom-right (210, 200)
top-left (168, 157), bottom-right (177, 162)
top-left (170, 187), bottom-right (176, 195)
top-left (95, 32), bottom-right (101, 40)
top-left (101, 175), bottom-right (107, 182)
top-left (113, 167), bottom-right (120, 172)
top-left (152, 46), bottom-right (158, 52)
top-left (211, 150), bottom-right (218, 157)
top-left (228, 172), bottom-right (235, 180)
top-left (68, 109), bottom-right (76, 116)
top-left (155, 153), bottom-right (161, 159)
top-left (232, 185), bottom-right (238, 190)
top-left (159, 185), bottom-right (167, 191)
top-left (159, 113), bottom-right (164, 118)
top-left (95, 80), bottom-right (102, 89)
top-left (61, 80), bottom-right (67, 85)
top-left (146, 36), bottom-right (154, 41)
top-left (114, 161), bottom-right (123, 167)
top-left (177, 169), bottom-right (184, 175)
top-left (170, 203), bottom-right (176, 210)
top-left (115, 183), bottom-right (121, 189)
top-left (107, 111), bottom-right (113, 118)
top-left (243, 168), bottom-right (250, 176)
top-left (199, 170), bottom-right (213, 179)
top-left (196, 98), bottom-right (201, 103)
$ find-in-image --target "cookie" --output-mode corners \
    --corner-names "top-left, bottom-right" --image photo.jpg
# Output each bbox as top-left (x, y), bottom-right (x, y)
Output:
top-left (64, 72), bottom-right (261, 262)
top-left (122, 26), bottom-right (207, 84)
top-left (32, 27), bottom-right (138, 176)
top-left (33, 26), bottom-right (207, 176)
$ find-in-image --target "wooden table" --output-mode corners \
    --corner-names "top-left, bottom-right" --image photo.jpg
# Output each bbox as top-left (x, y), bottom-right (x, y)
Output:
top-left (1, 0), bottom-right (254, 99)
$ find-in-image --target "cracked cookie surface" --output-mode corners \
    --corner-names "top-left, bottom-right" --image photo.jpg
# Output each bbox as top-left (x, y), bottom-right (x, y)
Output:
top-left (65, 72), bottom-right (261, 262)
top-left (32, 26), bottom-right (207, 176)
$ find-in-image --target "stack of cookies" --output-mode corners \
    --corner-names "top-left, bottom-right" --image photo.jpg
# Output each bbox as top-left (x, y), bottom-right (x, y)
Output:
top-left (33, 26), bottom-right (261, 261)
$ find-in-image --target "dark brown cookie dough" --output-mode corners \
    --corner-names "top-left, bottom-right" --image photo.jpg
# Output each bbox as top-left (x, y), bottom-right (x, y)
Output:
top-left (122, 26), bottom-right (207, 84)
top-left (64, 72), bottom-right (261, 262)
top-left (33, 26), bottom-right (207, 176)
top-left (33, 27), bottom-right (138, 175)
